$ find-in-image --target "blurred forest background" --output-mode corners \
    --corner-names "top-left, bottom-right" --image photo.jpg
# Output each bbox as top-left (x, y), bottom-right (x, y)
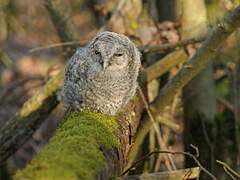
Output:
top-left (0, 0), bottom-right (240, 179)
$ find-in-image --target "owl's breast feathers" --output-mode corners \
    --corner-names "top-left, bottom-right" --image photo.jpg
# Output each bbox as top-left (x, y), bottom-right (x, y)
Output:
top-left (78, 72), bottom-right (135, 115)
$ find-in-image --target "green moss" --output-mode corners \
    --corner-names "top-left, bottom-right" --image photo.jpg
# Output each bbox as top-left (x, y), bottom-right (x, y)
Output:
top-left (14, 111), bottom-right (119, 180)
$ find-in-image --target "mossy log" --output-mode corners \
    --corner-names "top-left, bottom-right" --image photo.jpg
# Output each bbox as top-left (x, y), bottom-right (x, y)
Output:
top-left (14, 111), bottom-right (119, 180)
top-left (14, 93), bottom-right (144, 180)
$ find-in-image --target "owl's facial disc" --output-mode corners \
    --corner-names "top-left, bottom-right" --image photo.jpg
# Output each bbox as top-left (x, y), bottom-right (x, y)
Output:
top-left (92, 41), bottom-right (128, 70)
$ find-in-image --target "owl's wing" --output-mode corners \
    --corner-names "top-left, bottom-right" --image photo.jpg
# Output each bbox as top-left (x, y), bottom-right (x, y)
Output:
top-left (58, 48), bottom-right (87, 109)
top-left (64, 48), bottom-right (87, 82)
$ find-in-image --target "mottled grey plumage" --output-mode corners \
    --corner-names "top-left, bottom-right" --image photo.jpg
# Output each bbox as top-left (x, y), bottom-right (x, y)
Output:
top-left (58, 31), bottom-right (141, 115)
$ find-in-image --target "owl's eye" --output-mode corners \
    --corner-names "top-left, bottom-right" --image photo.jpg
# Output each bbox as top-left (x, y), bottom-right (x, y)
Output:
top-left (95, 50), bottom-right (100, 55)
top-left (114, 53), bottom-right (123, 57)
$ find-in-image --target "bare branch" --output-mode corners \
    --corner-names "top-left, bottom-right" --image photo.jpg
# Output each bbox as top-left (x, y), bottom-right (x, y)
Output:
top-left (142, 34), bottom-right (206, 53)
top-left (216, 160), bottom-right (240, 178)
top-left (137, 87), bottom-right (176, 171)
top-left (146, 49), bottom-right (188, 82)
top-left (44, 0), bottom-right (80, 42)
top-left (129, 6), bottom-right (240, 172)
top-left (121, 150), bottom-right (216, 180)
top-left (216, 95), bottom-right (234, 112)
top-left (29, 40), bottom-right (88, 53)
top-left (151, 6), bottom-right (240, 114)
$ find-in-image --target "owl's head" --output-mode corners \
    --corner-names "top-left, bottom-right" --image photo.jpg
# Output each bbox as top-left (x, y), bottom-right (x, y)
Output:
top-left (88, 31), bottom-right (141, 72)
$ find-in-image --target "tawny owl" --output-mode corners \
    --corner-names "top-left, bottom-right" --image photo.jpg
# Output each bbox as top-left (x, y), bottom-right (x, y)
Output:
top-left (58, 31), bottom-right (141, 115)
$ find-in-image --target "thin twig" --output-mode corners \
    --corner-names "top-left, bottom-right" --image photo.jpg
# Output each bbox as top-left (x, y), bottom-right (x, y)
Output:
top-left (29, 0), bottom-right (126, 53)
top-left (200, 118), bottom-right (215, 172)
top-left (216, 95), bottom-right (235, 112)
top-left (121, 150), bottom-right (217, 180)
top-left (216, 160), bottom-right (240, 178)
top-left (119, 167), bottom-right (200, 180)
top-left (108, 0), bottom-right (126, 23)
top-left (29, 40), bottom-right (88, 53)
top-left (223, 167), bottom-right (236, 180)
top-left (190, 144), bottom-right (199, 157)
top-left (233, 62), bottom-right (240, 166)
top-left (29, 34), bottom-right (205, 54)
top-left (137, 86), bottom-right (176, 171)
top-left (142, 34), bottom-right (206, 53)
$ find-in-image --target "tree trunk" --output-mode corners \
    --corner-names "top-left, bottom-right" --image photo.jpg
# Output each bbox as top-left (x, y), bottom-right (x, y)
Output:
top-left (157, 0), bottom-right (181, 21)
top-left (180, 0), bottom-right (217, 179)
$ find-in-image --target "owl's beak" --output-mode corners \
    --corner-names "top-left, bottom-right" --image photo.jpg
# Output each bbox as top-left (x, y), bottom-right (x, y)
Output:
top-left (103, 61), bottom-right (108, 70)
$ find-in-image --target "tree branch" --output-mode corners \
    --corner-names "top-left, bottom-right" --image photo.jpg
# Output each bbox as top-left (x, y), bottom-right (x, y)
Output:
top-left (146, 49), bottom-right (188, 82)
top-left (128, 5), bottom-right (240, 171)
top-left (0, 71), bottom-right (64, 165)
top-left (44, 0), bottom-right (80, 42)
top-left (123, 150), bottom-right (216, 179)
top-left (142, 34), bottom-right (206, 53)
top-left (152, 5), bottom-right (240, 119)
